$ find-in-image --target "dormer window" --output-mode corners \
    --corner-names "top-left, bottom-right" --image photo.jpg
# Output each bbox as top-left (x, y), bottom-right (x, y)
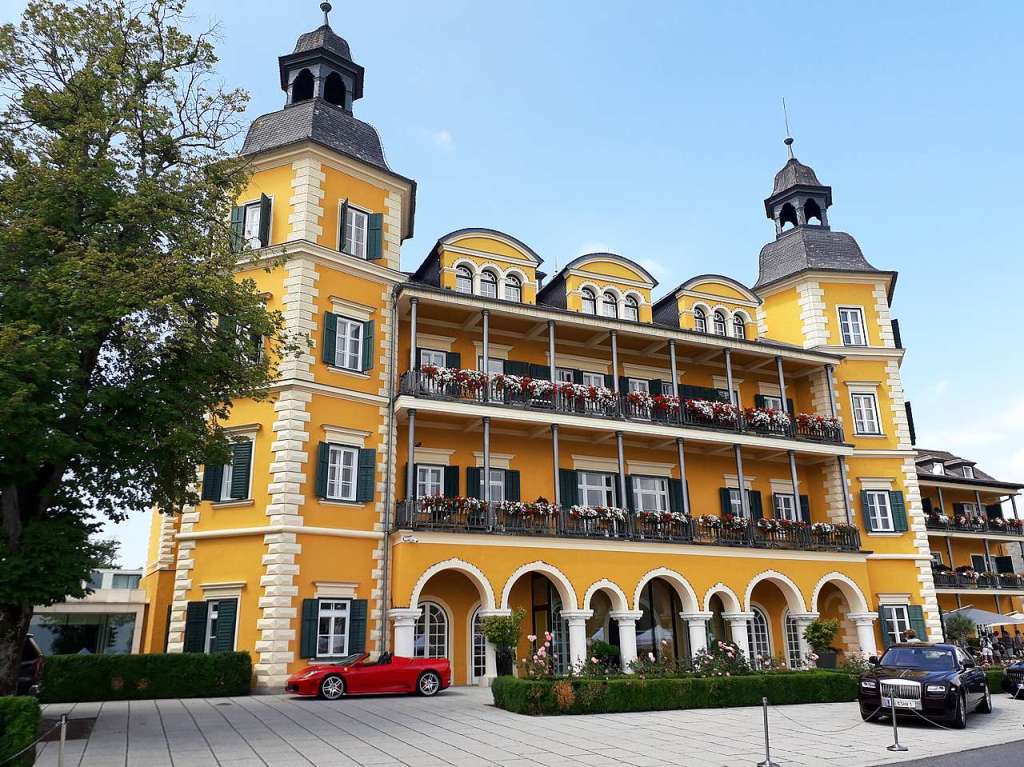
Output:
top-left (713, 311), bottom-right (727, 336)
top-left (962, 466), bottom-right (975, 479)
top-left (479, 270), bottom-right (498, 299)
top-left (455, 265), bottom-right (473, 294)
top-left (602, 292), bottom-right (618, 318)
top-left (505, 274), bottom-right (522, 302)
top-left (733, 314), bottom-right (746, 339)
top-left (694, 307), bottom-right (707, 333)
top-left (932, 463), bottom-right (945, 475)
top-left (581, 288), bottom-right (596, 314)
top-left (624, 296), bottom-right (639, 322)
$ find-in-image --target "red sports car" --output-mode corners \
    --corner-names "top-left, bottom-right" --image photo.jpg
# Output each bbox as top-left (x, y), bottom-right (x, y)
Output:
top-left (285, 652), bottom-right (451, 699)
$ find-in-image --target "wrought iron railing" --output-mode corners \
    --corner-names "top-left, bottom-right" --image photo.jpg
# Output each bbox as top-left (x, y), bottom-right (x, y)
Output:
top-left (932, 571), bottom-right (1024, 590)
top-left (925, 515), bottom-right (1024, 537)
top-left (394, 500), bottom-right (862, 553)
top-left (399, 370), bottom-right (845, 444)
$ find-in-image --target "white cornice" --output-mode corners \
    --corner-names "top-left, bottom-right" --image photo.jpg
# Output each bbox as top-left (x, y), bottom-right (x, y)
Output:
top-left (242, 240), bottom-right (407, 286)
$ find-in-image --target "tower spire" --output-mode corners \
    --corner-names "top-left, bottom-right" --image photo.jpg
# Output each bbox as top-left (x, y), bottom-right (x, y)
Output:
top-left (782, 97), bottom-right (794, 159)
top-left (320, 1), bottom-right (332, 26)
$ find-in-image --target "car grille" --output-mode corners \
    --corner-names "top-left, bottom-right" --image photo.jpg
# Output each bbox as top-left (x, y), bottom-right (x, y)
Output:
top-left (879, 679), bottom-right (922, 700)
top-left (1007, 670), bottom-right (1024, 685)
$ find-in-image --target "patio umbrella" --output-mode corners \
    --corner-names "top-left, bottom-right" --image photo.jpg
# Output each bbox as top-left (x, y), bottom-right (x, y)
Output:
top-left (943, 606), bottom-right (1024, 626)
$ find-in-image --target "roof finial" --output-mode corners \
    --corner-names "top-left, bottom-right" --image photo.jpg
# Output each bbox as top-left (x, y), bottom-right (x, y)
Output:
top-left (782, 97), bottom-right (795, 159)
top-left (320, 1), bottom-right (332, 26)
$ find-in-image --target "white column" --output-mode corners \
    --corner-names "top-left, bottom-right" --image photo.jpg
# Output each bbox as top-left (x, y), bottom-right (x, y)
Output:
top-left (478, 608), bottom-right (511, 686)
top-left (791, 612), bottom-right (820, 666)
top-left (409, 297), bottom-right (418, 371)
top-left (723, 611), bottom-right (755, 660)
top-left (849, 612), bottom-right (879, 658)
top-left (610, 610), bottom-right (643, 671)
top-left (561, 609), bottom-right (593, 669)
top-left (389, 608), bottom-right (421, 658)
top-left (680, 611), bottom-right (714, 658)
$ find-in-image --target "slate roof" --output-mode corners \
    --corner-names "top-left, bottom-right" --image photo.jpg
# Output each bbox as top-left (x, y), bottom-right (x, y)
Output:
top-left (241, 99), bottom-right (389, 173)
top-left (294, 24), bottom-right (352, 61)
top-left (773, 157), bottom-right (823, 195)
top-left (753, 227), bottom-right (881, 290)
top-left (915, 448), bottom-right (1024, 489)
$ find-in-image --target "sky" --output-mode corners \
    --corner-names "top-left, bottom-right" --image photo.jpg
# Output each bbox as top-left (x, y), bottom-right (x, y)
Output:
top-left (4, 1), bottom-right (1024, 567)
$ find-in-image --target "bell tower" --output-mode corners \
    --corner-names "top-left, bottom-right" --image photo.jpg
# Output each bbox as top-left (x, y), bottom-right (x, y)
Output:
top-left (278, 2), bottom-right (364, 113)
top-left (763, 137), bottom-right (832, 236)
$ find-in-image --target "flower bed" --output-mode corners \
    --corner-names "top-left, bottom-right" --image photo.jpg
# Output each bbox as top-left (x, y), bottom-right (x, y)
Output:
top-left (491, 672), bottom-right (858, 715)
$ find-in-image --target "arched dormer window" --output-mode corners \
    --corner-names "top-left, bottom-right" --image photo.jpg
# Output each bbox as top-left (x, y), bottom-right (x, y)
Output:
top-left (580, 288), bottom-right (597, 315)
top-left (291, 69), bottom-right (314, 103)
top-left (693, 307), bottom-right (707, 333)
top-left (602, 291), bottom-right (618, 318)
top-left (455, 265), bottom-right (473, 294)
top-left (479, 269), bottom-right (498, 299)
top-left (779, 202), bottom-right (798, 231)
top-left (505, 274), bottom-right (522, 302)
top-left (323, 72), bottom-right (346, 107)
top-left (804, 198), bottom-right (822, 225)
top-left (713, 310), bottom-right (727, 336)
top-left (624, 295), bottom-right (640, 322)
top-left (732, 314), bottom-right (746, 339)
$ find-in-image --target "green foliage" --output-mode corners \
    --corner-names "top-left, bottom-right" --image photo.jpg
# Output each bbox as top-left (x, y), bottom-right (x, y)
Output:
top-left (944, 615), bottom-right (976, 645)
top-left (589, 640), bottom-right (620, 669)
top-left (492, 672), bottom-right (859, 715)
top-left (986, 668), bottom-right (1003, 692)
top-left (627, 651), bottom-right (688, 677)
top-left (692, 639), bottom-right (750, 676)
top-left (0, 696), bottom-right (40, 766)
top-left (803, 619), bottom-right (841, 652)
top-left (40, 651), bottom-right (252, 703)
top-left (479, 609), bottom-right (525, 650)
top-left (837, 652), bottom-right (872, 675)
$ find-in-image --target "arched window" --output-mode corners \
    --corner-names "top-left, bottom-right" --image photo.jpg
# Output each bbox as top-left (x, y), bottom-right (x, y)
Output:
top-left (779, 202), bottom-right (798, 230)
top-left (732, 314), bottom-right (746, 339)
top-left (580, 288), bottom-right (597, 314)
top-left (479, 270), bottom-right (498, 299)
top-left (784, 611), bottom-right (802, 668)
top-left (746, 606), bottom-right (771, 669)
top-left (291, 69), bottom-right (314, 103)
top-left (803, 198), bottom-right (822, 225)
top-left (323, 72), bottom-right (346, 107)
top-left (470, 608), bottom-right (486, 684)
top-left (505, 274), bottom-right (522, 302)
top-left (413, 601), bottom-right (449, 658)
top-left (455, 265), bottom-right (473, 294)
top-left (636, 578), bottom-right (687, 662)
top-left (602, 291), bottom-right (618, 318)
top-left (713, 310), bottom-right (727, 336)
top-left (624, 295), bottom-right (640, 322)
top-left (694, 307), bottom-right (707, 333)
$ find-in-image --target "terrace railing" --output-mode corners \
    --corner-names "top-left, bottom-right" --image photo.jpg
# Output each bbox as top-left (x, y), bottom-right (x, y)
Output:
top-left (932, 571), bottom-right (1024, 590)
top-left (925, 515), bottom-right (1024, 537)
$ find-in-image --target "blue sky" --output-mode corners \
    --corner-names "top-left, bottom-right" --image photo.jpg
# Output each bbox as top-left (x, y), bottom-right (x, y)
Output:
top-left (5, 1), bottom-right (1024, 566)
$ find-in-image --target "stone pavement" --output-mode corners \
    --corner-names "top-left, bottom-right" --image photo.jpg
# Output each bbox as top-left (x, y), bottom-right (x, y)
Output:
top-left (34, 686), bottom-right (1024, 767)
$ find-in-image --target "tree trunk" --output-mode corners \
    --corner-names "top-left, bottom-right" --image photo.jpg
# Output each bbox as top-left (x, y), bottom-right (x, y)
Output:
top-left (0, 603), bottom-right (33, 696)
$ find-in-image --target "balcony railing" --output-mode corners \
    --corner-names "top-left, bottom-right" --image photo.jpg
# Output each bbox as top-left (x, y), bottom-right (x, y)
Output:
top-left (399, 370), bottom-right (845, 444)
top-left (932, 571), bottom-right (1024, 590)
top-left (393, 500), bottom-right (862, 553)
top-left (925, 515), bottom-right (1024, 537)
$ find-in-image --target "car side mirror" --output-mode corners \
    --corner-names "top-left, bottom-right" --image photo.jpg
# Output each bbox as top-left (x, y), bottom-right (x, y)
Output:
top-left (962, 658), bottom-right (975, 669)
top-left (868, 656), bottom-right (879, 665)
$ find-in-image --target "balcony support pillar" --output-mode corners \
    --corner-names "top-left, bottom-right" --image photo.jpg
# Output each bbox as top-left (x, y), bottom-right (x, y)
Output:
top-left (1012, 494), bottom-right (1024, 562)
top-left (723, 611), bottom-right (754, 660)
top-left (482, 416), bottom-right (491, 506)
top-left (669, 340), bottom-right (680, 398)
top-left (680, 611), bottom-right (713, 658)
top-left (837, 455), bottom-right (852, 525)
top-left (724, 348), bottom-right (736, 405)
top-left (481, 309), bottom-right (490, 402)
top-left (406, 409), bottom-right (416, 500)
top-left (976, 490), bottom-right (987, 522)
top-left (676, 438), bottom-right (690, 516)
top-left (825, 364), bottom-right (837, 418)
top-left (937, 486), bottom-right (946, 516)
top-left (787, 450), bottom-right (801, 522)
top-left (775, 355), bottom-right (788, 412)
top-left (733, 445), bottom-right (750, 519)
top-left (409, 297), bottom-right (418, 371)
top-left (609, 610), bottom-right (643, 672)
top-left (610, 330), bottom-right (619, 393)
top-left (944, 535), bottom-right (962, 608)
top-left (547, 320), bottom-right (557, 383)
top-left (552, 424), bottom-right (561, 506)
top-left (616, 431), bottom-right (628, 509)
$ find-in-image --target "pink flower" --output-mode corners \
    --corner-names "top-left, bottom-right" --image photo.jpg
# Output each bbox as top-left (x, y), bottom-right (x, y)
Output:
top-left (544, 641), bottom-right (551, 648)
top-left (591, 657), bottom-right (599, 664)
top-left (648, 652), bottom-right (656, 662)
top-left (537, 647), bottom-right (546, 657)
top-left (527, 634), bottom-right (537, 643)
top-left (544, 631), bottom-right (553, 642)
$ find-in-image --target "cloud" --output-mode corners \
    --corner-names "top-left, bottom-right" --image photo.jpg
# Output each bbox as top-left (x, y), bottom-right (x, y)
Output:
top-left (431, 129), bottom-right (454, 152)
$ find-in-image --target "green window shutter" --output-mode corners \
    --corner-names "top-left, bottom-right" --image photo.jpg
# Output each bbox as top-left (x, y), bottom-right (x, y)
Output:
top-left (229, 206), bottom-right (244, 253)
top-left (315, 442), bottom-right (330, 498)
top-left (338, 200), bottom-right (349, 252)
top-left (445, 351), bottom-right (461, 369)
top-left (258, 194), bottom-right (272, 247)
top-left (300, 599), bottom-right (319, 658)
top-left (558, 469), bottom-right (578, 507)
top-left (603, 374), bottom-right (615, 390)
top-left (466, 467), bottom-right (482, 499)
top-left (504, 470), bottom-right (521, 501)
top-left (361, 320), bottom-right (375, 371)
top-left (995, 556), bottom-right (1014, 574)
top-left (572, 369), bottom-right (584, 384)
top-left (922, 496), bottom-right (933, 514)
top-left (799, 494), bottom-right (810, 523)
top-left (754, 394), bottom-right (766, 409)
top-left (907, 605), bottom-right (927, 640)
top-left (366, 213), bottom-right (383, 259)
top-left (952, 502), bottom-right (965, 516)
top-left (213, 599), bottom-right (238, 653)
top-left (685, 480), bottom-right (691, 514)
top-left (624, 475), bottom-right (635, 512)
top-left (748, 490), bottom-right (763, 521)
top-left (878, 606), bottom-right (893, 649)
top-left (443, 466), bottom-right (459, 498)
top-left (860, 490), bottom-right (875, 531)
top-left (786, 398), bottom-right (794, 415)
top-left (201, 464), bottom-right (223, 502)
top-left (348, 599), bottom-right (368, 654)
top-left (719, 488), bottom-right (732, 515)
top-left (505, 360), bottom-right (530, 377)
top-left (183, 601), bottom-right (208, 653)
top-left (229, 441), bottom-right (252, 500)
top-left (529, 363), bottom-right (550, 381)
top-left (889, 490), bottom-right (908, 532)
top-left (669, 479), bottom-right (684, 513)
top-left (321, 312), bottom-right (338, 365)
top-left (406, 463), bottom-right (419, 498)
top-left (355, 449), bottom-right (376, 502)
top-left (648, 380), bottom-right (663, 396)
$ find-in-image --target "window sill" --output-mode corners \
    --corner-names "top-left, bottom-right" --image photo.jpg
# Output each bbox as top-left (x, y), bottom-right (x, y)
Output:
top-left (866, 531), bottom-right (905, 537)
top-left (319, 498), bottom-right (369, 507)
top-left (212, 499), bottom-right (254, 509)
top-left (853, 433), bottom-right (888, 439)
top-left (327, 365), bottom-right (370, 379)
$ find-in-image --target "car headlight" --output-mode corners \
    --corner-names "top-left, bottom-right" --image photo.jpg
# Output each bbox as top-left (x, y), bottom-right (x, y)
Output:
top-left (926, 684), bottom-right (947, 694)
top-left (299, 669), bottom-right (321, 679)
top-left (860, 679), bottom-right (877, 689)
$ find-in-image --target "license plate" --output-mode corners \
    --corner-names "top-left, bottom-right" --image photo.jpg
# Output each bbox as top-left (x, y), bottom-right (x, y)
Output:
top-left (882, 697), bottom-right (919, 710)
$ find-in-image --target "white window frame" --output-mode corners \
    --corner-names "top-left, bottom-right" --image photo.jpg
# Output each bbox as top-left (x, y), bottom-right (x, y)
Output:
top-left (556, 368), bottom-right (575, 383)
top-left (217, 437), bottom-right (253, 502)
top-left (727, 488), bottom-right (752, 518)
top-left (505, 275), bottom-right (522, 302)
top-left (762, 394), bottom-right (784, 411)
top-left (866, 490), bottom-right (895, 532)
top-left (962, 466), bottom-right (975, 479)
top-left (632, 476), bottom-right (669, 513)
top-left (960, 502), bottom-right (980, 517)
top-left (219, 461), bottom-right (235, 502)
top-left (326, 445), bottom-right (358, 501)
top-left (713, 311), bottom-right (727, 336)
top-left (971, 553), bottom-right (995, 573)
top-left (784, 611), bottom-right (801, 668)
top-left (342, 206), bottom-right (368, 259)
top-left (419, 349), bottom-right (446, 368)
top-left (316, 599), bottom-right (350, 658)
top-left (580, 288), bottom-right (597, 315)
top-left (479, 270), bottom-right (498, 299)
top-left (774, 493), bottom-right (798, 522)
top-left (578, 471), bottom-right (616, 507)
top-left (851, 391), bottom-right (882, 435)
top-left (414, 601), bottom-right (449, 659)
top-left (417, 465), bottom-right (444, 498)
top-left (623, 296), bottom-right (640, 322)
top-left (746, 606), bottom-right (772, 669)
top-left (470, 608), bottom-right (486, 684)
top-left (476, 356), bottom-right (504, 375)
top-left (582, 371), bottom-right (604, 388)
top-left (931, 462), bottom-right (945, 475)
top-left (242, 201), bottom-right (263, 249)
top-left (628, 379), bottom-right (650, 394)
top-left (601, 292), bottom-right (618, 318)
top-left (882, 605), bottom-right (911, 646)
top-left (455, 265), bottom-right (473, 294)
top-left (930, 551), bottom-right (944, 567)
top-left (205, 599), bottom-right (221, 653)
top-left (732, 314), bottom-right (746, 339)
top-left (334, 316), bottom-right (363, 371)
top-left (838, 306), bottom-right (867, 346)
top-left (694, 307), bottom-right (707, 333)
top-left (476, 468), bottom-right (505, 503)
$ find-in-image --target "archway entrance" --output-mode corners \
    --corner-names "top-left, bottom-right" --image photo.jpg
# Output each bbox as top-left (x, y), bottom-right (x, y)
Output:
top-left (505, 571), bottom-right (571, 675)
top-left (637, 577), bottom-right (687, 662)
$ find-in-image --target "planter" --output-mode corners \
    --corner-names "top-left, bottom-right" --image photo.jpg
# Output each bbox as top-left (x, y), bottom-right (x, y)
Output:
top-left (495, 647), bottom-right (515, 677)
top-left (815, 648), bottom-right (838, 669)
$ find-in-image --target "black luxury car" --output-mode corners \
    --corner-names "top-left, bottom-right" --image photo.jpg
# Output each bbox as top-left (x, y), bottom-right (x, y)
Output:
top-left (858, 643), bottom-right (990, 729)
top-left (1001, 661), bottom-right (1024, 696)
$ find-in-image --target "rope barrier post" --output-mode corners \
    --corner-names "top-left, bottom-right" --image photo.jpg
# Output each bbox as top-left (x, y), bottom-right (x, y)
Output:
top-left (756, 696), bottom-right (779, 767)
top-left (882, 683), bottom-right (908, 753)
top-left (58, 712), bottom-right (67, 767)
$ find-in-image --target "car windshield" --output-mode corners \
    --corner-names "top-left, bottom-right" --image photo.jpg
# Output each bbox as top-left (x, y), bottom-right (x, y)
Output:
top-left (880, 647), bottom-right (955, 670)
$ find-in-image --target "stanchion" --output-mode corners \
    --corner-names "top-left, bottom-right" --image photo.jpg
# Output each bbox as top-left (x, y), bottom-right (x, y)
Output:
top-left (58, 713), bottom-right (67, 767)
top-left (756, 696), bottom-right (779, 767)
top-left (882, 684), bottom-right (908, 753)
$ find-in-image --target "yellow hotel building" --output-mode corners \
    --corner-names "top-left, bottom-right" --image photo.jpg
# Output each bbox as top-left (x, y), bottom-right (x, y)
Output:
top-left (140, 13), bottom-right (1024, 689)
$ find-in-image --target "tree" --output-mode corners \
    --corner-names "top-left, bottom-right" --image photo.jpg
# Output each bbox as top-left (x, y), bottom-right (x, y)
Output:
top-left (91, 538), bottom-right (121, 570)
top-left (0, 0), bottom-right (289, 694)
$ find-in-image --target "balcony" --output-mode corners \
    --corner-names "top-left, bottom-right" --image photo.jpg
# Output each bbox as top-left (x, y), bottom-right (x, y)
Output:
top-left (932, 570), bottom-right (1024, 590)
top-left (925, 514), bottom-right (1024, 538)
top-left (398, 370), bottom-right (845, 445)
top-left (394, 500), bottom-right (862, 553)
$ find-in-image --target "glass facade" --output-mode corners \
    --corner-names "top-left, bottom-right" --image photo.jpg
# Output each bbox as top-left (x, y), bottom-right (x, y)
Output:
top-left (29, 613), bottom-right (136, 655)
top-left (636, 579), bottom-right (686, 662)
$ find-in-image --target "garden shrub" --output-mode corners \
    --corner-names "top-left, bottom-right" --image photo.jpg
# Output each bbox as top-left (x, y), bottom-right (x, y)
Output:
top-left (0, 696), bottom-right (41, 766)
top-left (40, 651), bottom-right (252, 703)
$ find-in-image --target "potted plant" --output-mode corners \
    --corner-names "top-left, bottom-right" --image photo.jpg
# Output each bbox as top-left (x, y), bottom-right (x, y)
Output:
top-left (804, 618), bottom-right (841, 669)
top-left (480, 609), bottom-right (525, 677)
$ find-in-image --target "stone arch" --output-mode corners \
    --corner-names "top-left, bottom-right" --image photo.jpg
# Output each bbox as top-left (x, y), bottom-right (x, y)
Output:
top-left (702, 582), bottom-right (742, 613)
top-left (744, 569), bottom-right (808, 614)
top-left (500, 561), bottom-right (578, 611)
top-left (323, 71), bottom-right (346, 107)
top-left (811, 572), bottom-right (870, 614)
top-left (633, 568), bottom-right (699, 613)
top-left (583, 579), bottom-right (629, 613)
top-left (291, 68), bottom-right (314, 102)
top-left (410, 558), bottom-right (496, 611)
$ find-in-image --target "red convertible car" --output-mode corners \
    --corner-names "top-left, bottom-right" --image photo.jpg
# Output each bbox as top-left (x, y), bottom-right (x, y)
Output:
top-left (285, 652), bottom-right (451, 699)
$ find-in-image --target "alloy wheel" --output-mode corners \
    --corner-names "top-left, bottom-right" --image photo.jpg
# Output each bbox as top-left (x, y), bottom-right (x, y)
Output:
top-left (418, 672), bottom-right (440, 696)
top-left (320, 675), bottom-right (345, 700)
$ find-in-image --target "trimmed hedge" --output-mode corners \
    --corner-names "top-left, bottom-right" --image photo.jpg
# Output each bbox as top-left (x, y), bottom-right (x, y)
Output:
top-left (40, 652), bottom-right (252, 703)
top-left (492, 672), bottom-right (858, 715)
top-left (987, 668), bottom-right (1004, 692)
top-left (0, 696), bottom-right (41, 766)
